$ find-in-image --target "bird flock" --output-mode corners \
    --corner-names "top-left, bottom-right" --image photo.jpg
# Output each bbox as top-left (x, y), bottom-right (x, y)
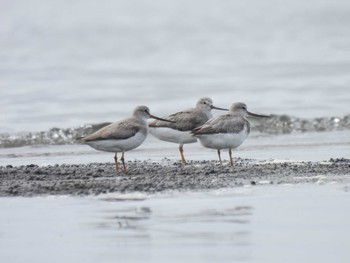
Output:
top-left (80, 97), bottom-right (270, 174)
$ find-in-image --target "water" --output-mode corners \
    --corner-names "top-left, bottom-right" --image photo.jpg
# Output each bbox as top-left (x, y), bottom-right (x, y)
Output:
top-left (0, 184), bottom-right (349, 263)
top-left (1, 0), bottom-right (350, 262)
top-left (1, 130), bottom-right (350, 166)
top-left (1, 0), bottom-right (350, 133)
top-left (1, 0), bottom-right (350, 162)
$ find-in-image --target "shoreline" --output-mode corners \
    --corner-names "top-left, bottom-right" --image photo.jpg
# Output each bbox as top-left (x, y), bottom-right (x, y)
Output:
top-left (0, 158), bottom-right (349, 197)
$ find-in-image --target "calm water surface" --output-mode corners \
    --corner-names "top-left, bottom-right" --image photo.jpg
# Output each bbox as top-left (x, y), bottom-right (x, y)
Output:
top-left (1, 0), bottom-right (350, 133)
top-left (0, 184), bottom-right (349, 263)
top-left (1, 0), bottom-right (349, 163)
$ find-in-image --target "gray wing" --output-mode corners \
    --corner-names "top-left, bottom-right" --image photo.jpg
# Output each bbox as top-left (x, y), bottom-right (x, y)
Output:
top-left (149, 109), bottom-right (208, 131)
top-left (82, 118), bottom-right (141, 142)
top-left (192, 114), bottom-right (249, 135)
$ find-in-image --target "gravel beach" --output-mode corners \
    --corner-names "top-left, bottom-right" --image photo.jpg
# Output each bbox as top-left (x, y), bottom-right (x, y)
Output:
top-left (1, 158), bottom-right (349, 197)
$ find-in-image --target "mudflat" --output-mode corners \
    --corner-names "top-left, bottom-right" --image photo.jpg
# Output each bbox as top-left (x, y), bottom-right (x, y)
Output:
top-left (0, 158), bottom-right (349, 197)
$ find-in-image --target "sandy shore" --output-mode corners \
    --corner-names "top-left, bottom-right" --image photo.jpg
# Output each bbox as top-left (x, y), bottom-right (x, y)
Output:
top-left (0, 158), bottom-right (349, 197)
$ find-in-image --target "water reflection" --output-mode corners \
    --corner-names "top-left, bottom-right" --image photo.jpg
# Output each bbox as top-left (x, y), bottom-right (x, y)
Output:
top-left (92, 200), bottom-right (252, 258)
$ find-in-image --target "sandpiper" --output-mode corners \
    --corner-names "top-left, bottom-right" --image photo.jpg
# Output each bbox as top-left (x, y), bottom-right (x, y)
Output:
top-left (80, 106), bottom-right (172, 174)
top-left (192, 102), bottom-right (270, 166)
top-left (149, 97), bottom-right (228, 163)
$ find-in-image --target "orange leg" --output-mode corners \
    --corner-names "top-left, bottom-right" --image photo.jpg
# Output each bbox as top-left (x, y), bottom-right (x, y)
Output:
top-left (229, 149), bottom-right (233, 166)
top-left (179, 145), bottom-right (186, 163)
top-left (121, 151), bottom-right (127, 173)
top-left (114, 152), bottom-right (119, 174)
top-left (217, 149), bottom-right (222, 165)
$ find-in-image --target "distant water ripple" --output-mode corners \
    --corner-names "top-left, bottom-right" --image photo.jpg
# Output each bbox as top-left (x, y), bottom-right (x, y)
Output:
top-left (0, 115), bottom-right (349, 148)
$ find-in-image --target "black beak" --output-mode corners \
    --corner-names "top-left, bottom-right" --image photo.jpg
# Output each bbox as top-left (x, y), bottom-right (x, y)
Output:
top-left (247, 111), bottom-right (271, 118)
top-left (150, 114), bottom-right (175, 123)
top-left (211, 105), bottom-right (229, 111)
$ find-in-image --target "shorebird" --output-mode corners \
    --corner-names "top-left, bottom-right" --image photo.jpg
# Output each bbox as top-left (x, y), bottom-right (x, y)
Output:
top-left (192, 102), bottom-right (270, 166)
top-left (149, 97), bottom-right (228, 163)
top-left (80, 106), bottom-right (172, 174)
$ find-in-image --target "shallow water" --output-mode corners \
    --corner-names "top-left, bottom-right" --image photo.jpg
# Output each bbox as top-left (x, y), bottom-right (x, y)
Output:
top-left (1, 0), bottom-right (350, 133)
top-left (1, 130), bottom-right (349, 166)
top-left (1, 0), bottom-right (350, 163)
top-left (0, 183), bottom-right (349, 263)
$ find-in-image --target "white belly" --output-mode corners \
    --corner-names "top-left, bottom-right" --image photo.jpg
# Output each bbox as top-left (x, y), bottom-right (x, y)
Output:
top-left (196, 131), bottom-right (248, 150)
top-left (149, 127), bottom-right (197, 144)
top-left (85, 131), bottom-right (147, 152)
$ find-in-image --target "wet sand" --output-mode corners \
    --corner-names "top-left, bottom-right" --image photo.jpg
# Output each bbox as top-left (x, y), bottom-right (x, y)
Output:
top-left (1, 158), bottom-right (349, 197)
